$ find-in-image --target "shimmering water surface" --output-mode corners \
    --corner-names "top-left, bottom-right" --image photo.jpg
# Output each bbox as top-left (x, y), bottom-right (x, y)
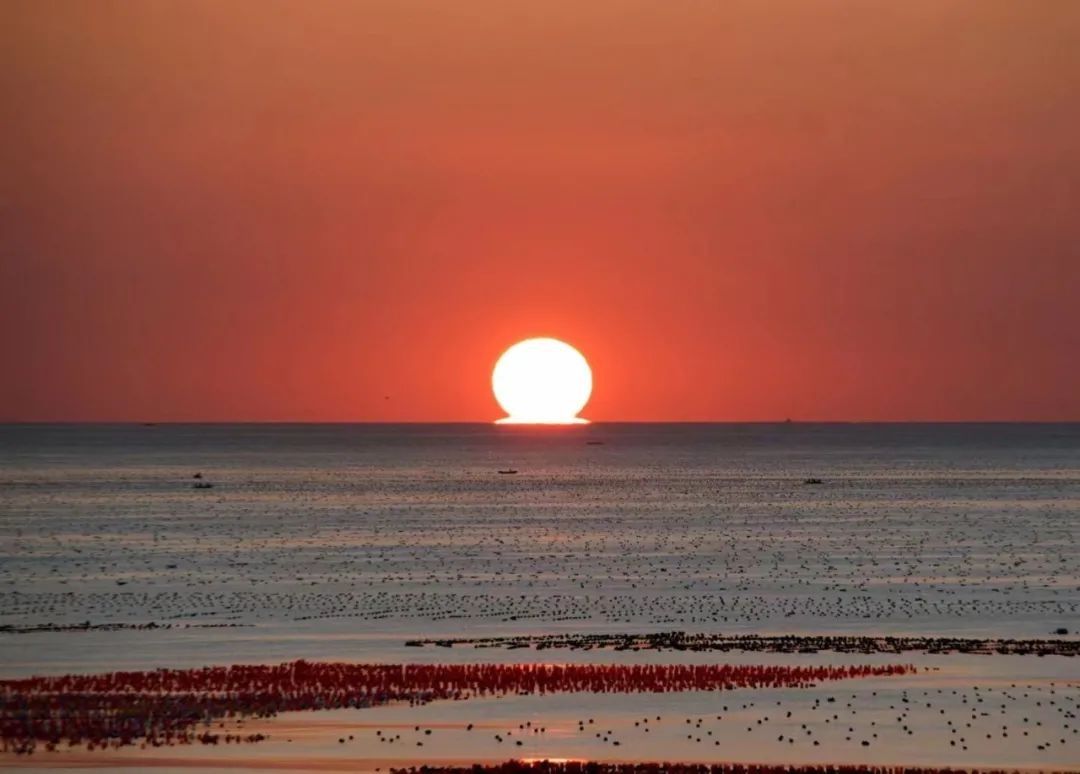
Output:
top-left (2, 423), bottom-right (1077, 670)
top-left (1, 424), bottom-right (1078, 770)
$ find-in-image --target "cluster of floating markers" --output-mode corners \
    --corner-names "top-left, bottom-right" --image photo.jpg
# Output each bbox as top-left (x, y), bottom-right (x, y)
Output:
top-left (0, 660), bottom-right (912, 754)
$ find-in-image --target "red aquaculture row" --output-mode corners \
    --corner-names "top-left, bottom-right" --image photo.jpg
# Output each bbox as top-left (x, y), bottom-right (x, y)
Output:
top-left (390, 762), bottom-right (1058, 774)
top-left (1, 661), bottom-right (912, 754)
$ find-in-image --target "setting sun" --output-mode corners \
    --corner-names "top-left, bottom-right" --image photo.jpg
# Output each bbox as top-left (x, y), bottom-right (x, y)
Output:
top-left (493, 338), bottom-right (592, 424)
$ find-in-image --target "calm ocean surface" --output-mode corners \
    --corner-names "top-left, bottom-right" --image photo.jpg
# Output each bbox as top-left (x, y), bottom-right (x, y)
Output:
top-left (1, 423), bottom-right (1078, 674)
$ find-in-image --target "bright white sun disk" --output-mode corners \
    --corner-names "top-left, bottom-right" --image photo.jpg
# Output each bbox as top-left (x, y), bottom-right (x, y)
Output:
top-left (493, 338), bottom-right (592, 424)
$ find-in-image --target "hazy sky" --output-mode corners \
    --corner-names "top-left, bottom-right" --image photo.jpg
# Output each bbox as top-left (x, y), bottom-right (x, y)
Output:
top-left (2, 1), bottom-right (1078, 421)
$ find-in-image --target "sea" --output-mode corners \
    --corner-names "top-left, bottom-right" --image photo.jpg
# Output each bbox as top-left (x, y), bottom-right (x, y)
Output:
top-left (1, 422), bottom-right (1077, 676)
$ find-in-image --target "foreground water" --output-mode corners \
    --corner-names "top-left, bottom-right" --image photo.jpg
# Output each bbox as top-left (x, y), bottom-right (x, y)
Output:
top-left (1, 423), bottom-right (1077, 770)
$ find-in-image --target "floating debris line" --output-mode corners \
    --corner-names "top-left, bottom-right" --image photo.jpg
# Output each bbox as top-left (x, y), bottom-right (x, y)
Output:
top-left (0, 621), bottom-right (251, 634)
top-left (0, 660), bottom-right (912, 753)
top-left (403, 631), bottom-right (1080, 657)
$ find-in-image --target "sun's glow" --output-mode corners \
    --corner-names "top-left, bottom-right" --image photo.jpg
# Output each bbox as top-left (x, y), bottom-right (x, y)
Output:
top-left (493, 338), bottom-right (592, 424)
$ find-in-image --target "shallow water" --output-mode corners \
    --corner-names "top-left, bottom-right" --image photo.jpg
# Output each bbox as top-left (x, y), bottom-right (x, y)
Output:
top-left (3, 424), bottom-right (1078, 670)
top-left (1, 424), bottom-right (1078, 769)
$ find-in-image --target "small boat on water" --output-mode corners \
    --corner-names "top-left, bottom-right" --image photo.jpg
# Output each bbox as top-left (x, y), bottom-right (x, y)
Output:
top-left (498, 469), bottom-right (518, 475)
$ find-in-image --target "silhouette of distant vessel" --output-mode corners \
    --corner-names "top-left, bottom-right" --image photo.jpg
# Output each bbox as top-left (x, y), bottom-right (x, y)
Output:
top-left (192, 481), bottom-right (214, 489)
top-left (498, 469), bottom-right (518, 475)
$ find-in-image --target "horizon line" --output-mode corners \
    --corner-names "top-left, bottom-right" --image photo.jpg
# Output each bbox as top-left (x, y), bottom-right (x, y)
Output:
top-left (2, 419), bottom-right (1078, 426)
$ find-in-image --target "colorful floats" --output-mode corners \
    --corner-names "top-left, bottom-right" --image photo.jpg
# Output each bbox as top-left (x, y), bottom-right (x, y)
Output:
top-left (1, 660), bottom-right (913, 754)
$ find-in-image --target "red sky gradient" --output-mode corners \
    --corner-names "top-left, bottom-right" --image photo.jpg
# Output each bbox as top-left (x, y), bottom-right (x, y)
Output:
top-left (2, 1), bottom-right (1078, 422)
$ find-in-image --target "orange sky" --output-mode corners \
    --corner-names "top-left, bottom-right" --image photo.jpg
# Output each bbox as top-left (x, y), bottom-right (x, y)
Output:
top-left (2, 1), bottom-right (1078, 421)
